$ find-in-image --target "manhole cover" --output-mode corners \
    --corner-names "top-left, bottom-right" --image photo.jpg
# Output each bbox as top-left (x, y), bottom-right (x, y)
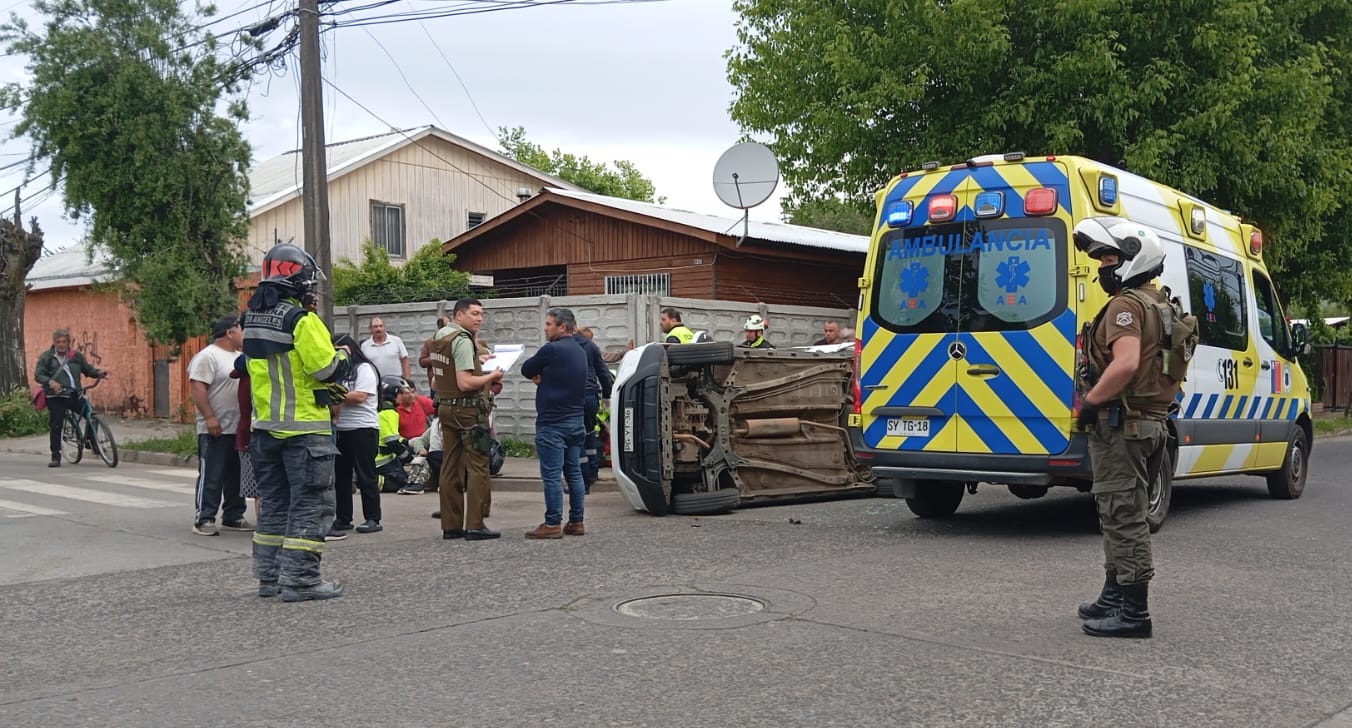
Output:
top-left (614, 593), bottom-right (766, 621)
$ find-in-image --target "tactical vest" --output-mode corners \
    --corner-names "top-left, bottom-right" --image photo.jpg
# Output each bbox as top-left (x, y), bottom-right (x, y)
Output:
top-left (667, 325), bottom-right (697, 344)
top-left (430, 325), bottom-right (483, 400)
top-left (1088, 285), bottom-right (1178, 416)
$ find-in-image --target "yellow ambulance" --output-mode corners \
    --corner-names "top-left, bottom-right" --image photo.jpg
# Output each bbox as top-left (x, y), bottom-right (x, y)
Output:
top-left (849, 154), bottom-right (1312, 529)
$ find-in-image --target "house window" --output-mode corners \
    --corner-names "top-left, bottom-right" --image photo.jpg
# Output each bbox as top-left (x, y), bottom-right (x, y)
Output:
top-left (606, 273), bottom-right (671, 296)
top-left (467, 211), bottom-right (486, 229)
top-left (370, 201), bottom-right (405, 257)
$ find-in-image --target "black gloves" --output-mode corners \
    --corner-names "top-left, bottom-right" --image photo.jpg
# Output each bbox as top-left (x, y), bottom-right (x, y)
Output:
top-left (1075, 402), bottom-right (1100, 430)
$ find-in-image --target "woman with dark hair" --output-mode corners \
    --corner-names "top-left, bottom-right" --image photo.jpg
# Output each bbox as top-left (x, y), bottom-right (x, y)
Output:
top-left (327, 333), bottom-right (384, 539)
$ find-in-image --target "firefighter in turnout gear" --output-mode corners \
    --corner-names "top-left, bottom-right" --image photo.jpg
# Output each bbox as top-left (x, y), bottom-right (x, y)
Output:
top-left (737, 314), bottom-right (774, 349)
top-left (1072, 217), bottom-right (1180, 638)
top-left (243, 244), bottom-right (352, 602)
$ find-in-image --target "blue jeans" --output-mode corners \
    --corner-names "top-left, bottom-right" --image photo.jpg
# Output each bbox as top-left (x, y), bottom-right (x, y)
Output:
top-left (535, 418), bottom-right (586, 526)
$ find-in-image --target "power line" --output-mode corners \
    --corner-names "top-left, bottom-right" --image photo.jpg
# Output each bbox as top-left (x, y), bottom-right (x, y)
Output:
top-left (361, 27), bottom-right (446, 128)
top-left (414, 13), bottom-right (495, 140)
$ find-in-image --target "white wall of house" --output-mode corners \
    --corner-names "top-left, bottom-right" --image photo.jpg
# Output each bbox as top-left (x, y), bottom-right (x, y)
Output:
top-left (246, 135), bottom-right (543, 265)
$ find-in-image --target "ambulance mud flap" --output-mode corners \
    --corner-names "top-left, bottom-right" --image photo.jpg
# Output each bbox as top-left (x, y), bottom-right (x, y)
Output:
top-left (617, 345), bottom-right (668, 515)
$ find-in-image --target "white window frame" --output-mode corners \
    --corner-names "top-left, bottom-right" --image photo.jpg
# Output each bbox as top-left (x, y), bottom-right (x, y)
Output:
top-left (370, 200), bottom-right (406, 258)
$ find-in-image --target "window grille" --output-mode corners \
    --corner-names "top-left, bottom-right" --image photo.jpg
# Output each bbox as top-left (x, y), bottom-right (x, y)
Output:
top-left (605, 272), bottom-right (671, 296)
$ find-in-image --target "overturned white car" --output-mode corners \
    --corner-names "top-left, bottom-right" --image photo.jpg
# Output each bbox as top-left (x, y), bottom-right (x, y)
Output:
top-left (610, 342), bottom-right (874, 515)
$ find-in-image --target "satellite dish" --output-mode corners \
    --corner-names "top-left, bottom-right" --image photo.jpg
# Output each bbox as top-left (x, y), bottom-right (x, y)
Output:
top-left (712, 142), bottom-right (779, 210)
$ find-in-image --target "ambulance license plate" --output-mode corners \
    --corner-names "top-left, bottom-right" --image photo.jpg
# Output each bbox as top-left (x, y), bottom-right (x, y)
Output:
top-left (886, 417), bottom-right (930, 438)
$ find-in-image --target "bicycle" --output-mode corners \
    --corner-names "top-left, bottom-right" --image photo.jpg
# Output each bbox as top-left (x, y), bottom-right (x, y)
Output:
top-left (59, 378), bottom-right (119, 467)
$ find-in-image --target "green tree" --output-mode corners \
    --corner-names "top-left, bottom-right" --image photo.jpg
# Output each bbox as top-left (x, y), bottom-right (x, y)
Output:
top-left (727, 0), bottom-right (1352, 308)
top-left (498, 126), bottom-right (666, 203)
top-left (333, 241), bottom-right (471, 306)
top-left (1, 0), bottom-right (253, 347)
top-left (785, 196), bottom-right (873, 235)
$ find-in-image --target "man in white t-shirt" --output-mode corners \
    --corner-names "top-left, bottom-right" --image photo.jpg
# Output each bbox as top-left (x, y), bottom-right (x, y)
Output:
top-left (189, 315), bottom-right (249, 536)
top-left (361, 317), bottom-right (410, 381)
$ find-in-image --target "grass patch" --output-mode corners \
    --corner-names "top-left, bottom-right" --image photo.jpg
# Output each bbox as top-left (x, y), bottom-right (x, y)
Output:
top-left (500, 436), bottom-right (536, 458)
top-left (122, 429), bottom-right (198, 457)
top-left (1313, 411), bottom-right (1352, 439)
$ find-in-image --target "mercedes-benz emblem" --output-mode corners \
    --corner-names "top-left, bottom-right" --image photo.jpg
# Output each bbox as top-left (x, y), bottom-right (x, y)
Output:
top-left (948, 341), bottom-right (967, 360)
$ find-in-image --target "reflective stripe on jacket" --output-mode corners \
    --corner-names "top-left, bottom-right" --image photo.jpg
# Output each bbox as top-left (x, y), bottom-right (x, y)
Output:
top-left (243, 300), bottom-right (349, 437)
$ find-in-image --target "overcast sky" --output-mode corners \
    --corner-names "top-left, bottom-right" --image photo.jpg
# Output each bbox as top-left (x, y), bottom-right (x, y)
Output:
top-left (0, 0), bottom-right (789, 252)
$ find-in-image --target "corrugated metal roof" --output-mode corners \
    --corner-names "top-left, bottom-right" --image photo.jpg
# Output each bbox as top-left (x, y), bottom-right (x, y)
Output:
top-left (26, 245), bottom-right (115, 291)
top-left (546, 188), bottom-right (869, 254)
top-left (248, 125), bottom-right (580, 215)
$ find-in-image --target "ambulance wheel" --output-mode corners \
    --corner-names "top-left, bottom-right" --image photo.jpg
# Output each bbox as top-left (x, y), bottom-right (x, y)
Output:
top-left (1146, 446), bottom-right (1174, 534)
top-left (666, 342), bottom-right (734, 366)
top-left (1266, 427), bottom-right (1308, 500)
top-left (904, 481), bottom-right (963, 518)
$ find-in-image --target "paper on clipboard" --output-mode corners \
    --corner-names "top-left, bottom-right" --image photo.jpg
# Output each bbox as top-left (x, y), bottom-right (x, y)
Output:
top-left (482, 344), bottom-right (525, 373)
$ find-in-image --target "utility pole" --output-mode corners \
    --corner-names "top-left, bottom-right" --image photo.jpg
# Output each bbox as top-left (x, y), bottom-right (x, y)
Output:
top-left (298, 0), bottom-right (333, 325)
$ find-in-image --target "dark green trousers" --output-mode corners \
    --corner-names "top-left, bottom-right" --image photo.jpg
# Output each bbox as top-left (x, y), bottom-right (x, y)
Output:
top-left (1087, 418), bottom-right (1166, 585)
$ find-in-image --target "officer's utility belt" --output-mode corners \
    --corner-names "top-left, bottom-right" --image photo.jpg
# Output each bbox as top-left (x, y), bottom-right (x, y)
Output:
top-left (438, 396), bottom-right (483, 407)
top-left (1097, 402), bottom-right (1167, 429)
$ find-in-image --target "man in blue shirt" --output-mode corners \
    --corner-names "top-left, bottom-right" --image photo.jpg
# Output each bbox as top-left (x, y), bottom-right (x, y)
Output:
top-left (520, 307), bottom-right (588, 539)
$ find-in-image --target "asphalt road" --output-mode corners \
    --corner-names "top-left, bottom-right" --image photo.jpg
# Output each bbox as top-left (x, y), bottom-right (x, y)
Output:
top-left (2, 439), bottom-right (1351, 727)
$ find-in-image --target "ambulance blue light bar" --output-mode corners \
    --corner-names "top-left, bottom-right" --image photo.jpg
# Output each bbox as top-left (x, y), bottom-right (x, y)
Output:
top-left (1098, 176), bottom-right (1118, 206)
top-left (974, 191), bottom-right (1003, 218)
top-left (885, 200), bottom-right (913, 228)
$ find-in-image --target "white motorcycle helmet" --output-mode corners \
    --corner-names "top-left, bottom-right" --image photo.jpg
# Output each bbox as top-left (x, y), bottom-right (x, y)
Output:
top-left (1072, 217), bottom-right (1166, 293)
top-left (744, 314), bottom-right (767, 332)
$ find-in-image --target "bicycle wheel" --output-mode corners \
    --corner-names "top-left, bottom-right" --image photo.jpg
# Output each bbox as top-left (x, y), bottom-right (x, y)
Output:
top-left (61, 412), bottom-right (84, 464)
top-left (91, 414), bottom-right (118, 467)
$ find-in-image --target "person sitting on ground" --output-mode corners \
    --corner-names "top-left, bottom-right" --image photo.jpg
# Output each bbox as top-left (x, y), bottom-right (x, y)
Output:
top-left (395, 383), bottom-right (436, 440)
top-left (375, 375), bottom-right (414, 496)
top-left (400, 414), bottom-right (443, 495)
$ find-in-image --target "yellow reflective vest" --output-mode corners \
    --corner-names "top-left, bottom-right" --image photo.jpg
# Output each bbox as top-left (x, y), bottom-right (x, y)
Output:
top-left (666, 325), bottom-right (697, 344)
top-left (375, 407), bottom-right (401, 468)
top-left (242, 299), bottom-right (350, 437)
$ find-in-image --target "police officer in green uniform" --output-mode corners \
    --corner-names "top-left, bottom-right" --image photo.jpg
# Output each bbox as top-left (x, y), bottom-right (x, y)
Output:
top-left (1072, 217), bottom-right (1179, 638)
top-left (659, 307), bottom-right (697, 344)
top-left (430, 297), bottom-right (504, 541)
top-left (243, 244), bottom-right (351, 602)
top-left (737, 314), bottom-right (775, 349)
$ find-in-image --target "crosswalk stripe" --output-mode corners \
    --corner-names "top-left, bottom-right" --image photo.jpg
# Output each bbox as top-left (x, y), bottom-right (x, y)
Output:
top-left (81, 474), bottom-right (194, 494)
top-left (0, 498), bottom-right (69, 517)
top-left (0, 479), bottom-right (178, 508)
top-left (142, 468), bottom-right (199, 480)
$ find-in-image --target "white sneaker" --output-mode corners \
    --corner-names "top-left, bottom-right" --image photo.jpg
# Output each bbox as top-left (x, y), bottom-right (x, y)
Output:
top-left (192, 521), bottom-right (219, 536)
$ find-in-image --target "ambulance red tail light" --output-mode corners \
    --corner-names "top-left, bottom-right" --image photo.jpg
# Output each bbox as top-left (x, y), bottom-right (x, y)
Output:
top-left (852, 338), bottom-right (863, 416)
top-left (927, 194), bottom-right (957, 222)
top-left (1024, 187), bottom-right (1058, 216)
top-left (1250, 229), bottom-right (1263, 257)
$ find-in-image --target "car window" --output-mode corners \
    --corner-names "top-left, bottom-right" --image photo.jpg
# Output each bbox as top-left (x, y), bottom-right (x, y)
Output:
top-left (1185, 247), bottom-right (1247, 351)
top-left (1252, 270), bottom-right (1288, 353)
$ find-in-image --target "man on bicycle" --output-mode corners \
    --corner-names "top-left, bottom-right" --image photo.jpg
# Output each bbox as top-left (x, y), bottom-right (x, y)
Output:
top-left (34, 328), bottom-right (106, 468)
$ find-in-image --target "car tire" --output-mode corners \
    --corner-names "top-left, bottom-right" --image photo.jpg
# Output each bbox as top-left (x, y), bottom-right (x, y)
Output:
top-left (1146, 446), bottom-right (1174, 533)
top-left (1266, 427), bottom-right (1308, 500)
top-left (671, 488), bottom-right (740, 516)
top-left (904, 481), bottom-right (964, 518)
top-left (666, 342), bottom-right (734, 366)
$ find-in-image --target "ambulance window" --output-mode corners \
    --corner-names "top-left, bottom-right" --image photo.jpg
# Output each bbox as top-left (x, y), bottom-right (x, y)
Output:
top-left (1185, 247), bottom-right (1248, 351)
top-left (874, 227), bottom-right (952, 329)
top-left (1252, 271), bottom-right (1288, 353)
top-left (972, 220), bottom-right (1063, 325)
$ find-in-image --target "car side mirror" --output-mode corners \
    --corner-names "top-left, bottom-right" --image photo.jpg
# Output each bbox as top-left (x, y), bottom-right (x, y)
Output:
top-left (1289, 322), bottom-right (1311, 357)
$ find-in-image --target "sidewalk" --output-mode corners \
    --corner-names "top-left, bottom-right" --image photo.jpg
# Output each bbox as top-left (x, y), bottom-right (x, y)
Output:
top-left (0, 416), bottom-right (614, 491)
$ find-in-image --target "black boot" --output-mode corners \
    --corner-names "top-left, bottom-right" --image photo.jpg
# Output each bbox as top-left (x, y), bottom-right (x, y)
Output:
top-left (1082, 582), bottom-right (1152, 638)
top-left (1077, 571), bottom-right (1122, 619)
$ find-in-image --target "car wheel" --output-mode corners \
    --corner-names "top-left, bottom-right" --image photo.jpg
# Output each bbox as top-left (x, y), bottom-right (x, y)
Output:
top-left (1266, 427), bottom-right (1308, 500)
top-left (666, 342), bottom-right (734, 366)
top-left (1146, 446), bottom-right (1174, 533)
top-left (904, 481), bottom-right (964, 518)
top-left (670, 488), bottom-right (740, 516)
